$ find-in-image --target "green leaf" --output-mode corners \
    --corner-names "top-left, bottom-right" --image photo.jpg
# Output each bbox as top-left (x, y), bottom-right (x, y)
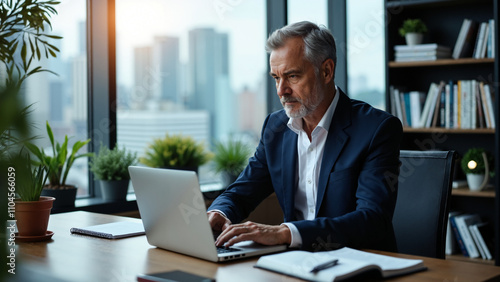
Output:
top-left (46, 121), bottom-right (55, 153)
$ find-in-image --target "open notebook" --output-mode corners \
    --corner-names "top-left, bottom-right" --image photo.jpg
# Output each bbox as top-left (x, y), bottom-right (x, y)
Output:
top-left (255, 247), bottom-right (426, 281)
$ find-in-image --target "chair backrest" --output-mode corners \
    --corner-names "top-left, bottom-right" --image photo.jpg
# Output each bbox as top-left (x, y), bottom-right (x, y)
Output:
top-left (393, 150), bottom-right (457, 259)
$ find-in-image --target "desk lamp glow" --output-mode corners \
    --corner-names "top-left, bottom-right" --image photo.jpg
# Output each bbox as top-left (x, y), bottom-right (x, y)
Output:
top-left (467, 152), bottom-right (490, 191)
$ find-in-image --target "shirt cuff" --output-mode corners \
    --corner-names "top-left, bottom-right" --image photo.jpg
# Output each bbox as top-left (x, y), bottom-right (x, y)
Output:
top-left (208, 209), bottom-right (232, 224)
top-left (281, 222), bottom-right (302, 248)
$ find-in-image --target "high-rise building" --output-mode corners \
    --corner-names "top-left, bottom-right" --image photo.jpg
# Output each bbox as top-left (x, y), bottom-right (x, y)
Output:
top-left (50, 81), bottom-right (64, 122)
top-left (153, 36), bottom-right (179, 104)
top-left (188, 28), bottom-right (232, 140)
top-left (133, 46), bottom-right (153, 109)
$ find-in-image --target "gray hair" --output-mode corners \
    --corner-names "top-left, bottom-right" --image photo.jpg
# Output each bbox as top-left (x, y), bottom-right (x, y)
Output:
top-left (265, 21), bottom-right (337, 73)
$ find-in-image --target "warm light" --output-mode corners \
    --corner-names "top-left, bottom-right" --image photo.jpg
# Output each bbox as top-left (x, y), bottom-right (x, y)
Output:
top-left (467, 160), bottom-right (477, 170)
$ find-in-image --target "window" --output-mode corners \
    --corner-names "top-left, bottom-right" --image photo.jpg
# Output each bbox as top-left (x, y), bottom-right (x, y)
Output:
top-left (115, 0), bottom-right (267, 183)
top-left (287, 0), bottom-right (328, 27)
top-left (22, 0), bottom-right (89, 196)
top-left (346, 0), bottom-right (385, 110)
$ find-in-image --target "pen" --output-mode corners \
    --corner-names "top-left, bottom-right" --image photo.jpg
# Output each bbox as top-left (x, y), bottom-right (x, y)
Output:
top-left (310, 259), bottom-right (339, 273)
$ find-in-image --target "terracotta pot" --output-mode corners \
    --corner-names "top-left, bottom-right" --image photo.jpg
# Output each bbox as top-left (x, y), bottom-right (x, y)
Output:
top-left (14, 196), bottom-right (55, 236)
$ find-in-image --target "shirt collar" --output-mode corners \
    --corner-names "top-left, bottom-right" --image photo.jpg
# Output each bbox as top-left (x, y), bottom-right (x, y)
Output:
top-left (287, 85), bottom-right (339, 134)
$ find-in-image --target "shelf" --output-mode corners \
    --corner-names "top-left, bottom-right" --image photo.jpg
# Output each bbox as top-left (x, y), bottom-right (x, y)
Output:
top-left (386, 0), bottom-right (490, 8)
top-left (452, 188), bottom-right (495, 198)
top-left (403, 128), bottom-right (495, 134)
top-left (447, 254), bottom-right (495, 265)
top-left (389, 58), bottom-right (495, 68)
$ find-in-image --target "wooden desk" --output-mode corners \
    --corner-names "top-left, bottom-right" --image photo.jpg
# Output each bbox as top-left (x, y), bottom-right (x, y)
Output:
top-left (13, 211), bottom-right (500, 282)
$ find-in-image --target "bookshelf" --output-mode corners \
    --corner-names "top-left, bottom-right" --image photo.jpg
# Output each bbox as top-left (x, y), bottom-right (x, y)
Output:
top-left (385, 0), bottom-right (499, 265)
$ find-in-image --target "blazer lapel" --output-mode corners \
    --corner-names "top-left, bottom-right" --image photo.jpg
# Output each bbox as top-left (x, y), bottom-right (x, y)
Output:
top-left (316, 90), bottom-right (351, 214)
top-left (282, 129), bottom-right (298, 221)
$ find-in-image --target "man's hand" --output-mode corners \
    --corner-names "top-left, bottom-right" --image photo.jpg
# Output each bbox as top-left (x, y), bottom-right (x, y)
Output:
top-left (207, 211), bottom-right (231, 235)
top-left (214, 221), bottom-right (291, 247)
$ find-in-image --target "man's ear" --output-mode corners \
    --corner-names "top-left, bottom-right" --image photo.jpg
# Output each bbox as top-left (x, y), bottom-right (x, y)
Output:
top-left (321, 58), bottom-right (335, 84)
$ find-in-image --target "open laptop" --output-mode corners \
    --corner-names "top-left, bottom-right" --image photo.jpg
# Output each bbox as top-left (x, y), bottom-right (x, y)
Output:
top-left (129, 166), bottom-right (287, 262)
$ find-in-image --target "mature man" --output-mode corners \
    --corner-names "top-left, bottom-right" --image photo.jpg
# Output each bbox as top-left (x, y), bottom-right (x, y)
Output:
top-left (208, 21), bottom-right (402, 252)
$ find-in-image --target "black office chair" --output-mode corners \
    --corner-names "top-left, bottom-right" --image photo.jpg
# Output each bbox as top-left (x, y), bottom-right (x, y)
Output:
top-left (392, 150), bottom-right (457, 259)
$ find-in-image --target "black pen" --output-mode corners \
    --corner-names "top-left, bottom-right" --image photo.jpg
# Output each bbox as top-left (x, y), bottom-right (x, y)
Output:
top-left (310, 259), bottom-right (339, 273)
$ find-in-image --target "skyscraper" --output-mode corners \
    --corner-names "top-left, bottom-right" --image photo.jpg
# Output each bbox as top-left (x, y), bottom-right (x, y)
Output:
top-left (188, 28), bottom-right (232, 140)
top-left (153, 36), bottom-right (179, 104)
top-left (133, 46), bottom-right (153, 109)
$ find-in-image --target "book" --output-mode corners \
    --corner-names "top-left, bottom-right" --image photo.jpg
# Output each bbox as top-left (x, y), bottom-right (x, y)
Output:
top-left (70, 221), bottom-right (145, 239)
top-left (409, 91), bottom-right (425, 127)
top-left (488, 19), bottom-right (495, 58)
top-left (454, 214), bottom-right (482, 258)
top-left (453, 19), bottom-right (479, 59)
top-left (479, 82), bottom-right (493, 128)
top-left (446, 211), bottom-right (462, 255)
top-left (254, 247), bottom-right (426, 282)
top-left (395, 50), bottom-right (451, 58)
top-left (473, 222), bottom-right (495, 260)
top-left (394, 43), bottom-right (451, 53)
top-left (473, 22), bottom-right (488, 59)
top-left (484, 84), bottom-right (496, 128)
top-left (449, 213), bottom-right (469, 256)
top-left (453, 19), bottom-right (471, 59)
top-left (469, 224), bottom-right (487, 259)
top-left (395, 55), bottom-right (451, 62)
top-left (419, 82), bottom-right (438, 127)
top-left (137, 270), bottom-right (214, 282)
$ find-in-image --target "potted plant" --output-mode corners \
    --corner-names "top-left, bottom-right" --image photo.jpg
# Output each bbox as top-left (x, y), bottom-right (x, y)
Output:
top-left (213, 138), bottom-right (252, 187)
top-left (140, 134), bottom-right (212, 173)
top-left (90, 144), bottom-right (137, 201)
top-left (399, 18), bottom-right (427, 46)
top-left (14, 153), bottom-right (55, 240)
top-left (25, 121), bottom-right (92, 208)
top-left (461, 147), bottom-right (494, 191)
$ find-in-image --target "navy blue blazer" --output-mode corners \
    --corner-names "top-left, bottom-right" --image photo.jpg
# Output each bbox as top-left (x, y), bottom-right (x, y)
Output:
top-left (208, 89), bottom-right (403, 252)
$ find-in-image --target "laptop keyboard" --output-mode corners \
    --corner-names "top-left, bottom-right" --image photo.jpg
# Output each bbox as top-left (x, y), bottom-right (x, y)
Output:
top-left (216, 246), bottom-right (240, 254)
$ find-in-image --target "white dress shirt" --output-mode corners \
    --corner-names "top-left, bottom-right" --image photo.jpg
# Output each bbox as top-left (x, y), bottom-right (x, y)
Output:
top-left (282, 88), bottom-right (339, 248)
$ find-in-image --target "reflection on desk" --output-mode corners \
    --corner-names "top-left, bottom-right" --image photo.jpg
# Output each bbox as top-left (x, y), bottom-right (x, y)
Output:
top-left (12, 211), bottom-right (500, 282)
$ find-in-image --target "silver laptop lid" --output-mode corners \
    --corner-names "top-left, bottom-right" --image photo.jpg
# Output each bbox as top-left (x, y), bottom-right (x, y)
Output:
top-left (129, 166), bottom-right (219, 262)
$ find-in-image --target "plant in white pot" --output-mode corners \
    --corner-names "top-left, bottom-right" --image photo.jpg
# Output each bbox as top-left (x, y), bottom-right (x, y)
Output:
top-left (461, 148), bottom-right (493, 191)
top-left (89, 144), bottom-right (137, 201)
top-left (399, 18), bottom-right (427, 46)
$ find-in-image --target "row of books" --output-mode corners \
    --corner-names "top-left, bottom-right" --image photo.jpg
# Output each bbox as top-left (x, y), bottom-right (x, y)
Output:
top-left (390, 80), bottom-right (496, 129)
top-left (394, 44), bottom-right (451, 62)
top-left (446, 212), bottom-right (494, 260)
top-left (453, 19), bottom-right (495, 59)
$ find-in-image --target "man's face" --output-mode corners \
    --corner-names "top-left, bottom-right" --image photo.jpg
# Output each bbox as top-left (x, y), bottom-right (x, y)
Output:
top-left (269, 37), bottom-right (324, 119)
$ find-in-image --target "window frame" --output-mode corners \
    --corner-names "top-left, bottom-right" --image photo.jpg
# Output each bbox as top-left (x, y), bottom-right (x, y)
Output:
top-left (83, 0), bottom-right (347, 208)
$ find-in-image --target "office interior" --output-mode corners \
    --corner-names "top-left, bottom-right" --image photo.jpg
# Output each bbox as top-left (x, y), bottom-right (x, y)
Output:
top-left (2, 0), bottom-right (500, 279)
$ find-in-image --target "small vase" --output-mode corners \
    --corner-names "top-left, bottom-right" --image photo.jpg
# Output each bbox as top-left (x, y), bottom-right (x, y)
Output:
top-left (466, 173), bottom-right (487, 191)
top-left (405, 32), bottom-right (423, 46)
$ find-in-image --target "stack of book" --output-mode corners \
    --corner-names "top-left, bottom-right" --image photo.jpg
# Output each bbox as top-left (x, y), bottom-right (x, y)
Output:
top-left (390, 80), bottom-right (496, 129)
top-left (446, 212), bottom-right (494, 260)
top-left (394, 44), bottom-right (451, 62)
top-left (453, 18), bottom-right (496, 59)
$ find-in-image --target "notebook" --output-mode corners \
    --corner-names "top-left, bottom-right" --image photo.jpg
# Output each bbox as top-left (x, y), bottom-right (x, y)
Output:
top-left (128, 166), bottom-right (287, 262)
top-left (70, 221), bottom-right (145, 239)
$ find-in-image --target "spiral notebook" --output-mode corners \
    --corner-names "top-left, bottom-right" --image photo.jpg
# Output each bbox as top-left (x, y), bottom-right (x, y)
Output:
top-left (70, 221), bottom-right (145, 239)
